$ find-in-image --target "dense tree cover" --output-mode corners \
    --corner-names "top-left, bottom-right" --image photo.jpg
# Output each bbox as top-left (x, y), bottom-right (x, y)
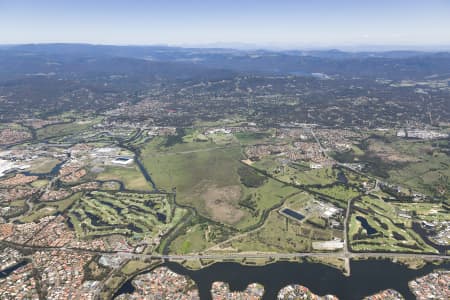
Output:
top-left (238, 166), bottom-right (267, 188)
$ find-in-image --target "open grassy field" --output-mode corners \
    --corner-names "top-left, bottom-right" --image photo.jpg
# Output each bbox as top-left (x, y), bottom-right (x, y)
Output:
top-left (253, 158), bottom-right (337, 186)
top-left (291, 166), bottom-right (337, 186)
top-left (27, 157), bottom-right (61, 174)
top-left (142, 141), bottom-right (243, 220)
top-left (143, 135), bottom-right (225, 155)
top-left (0, 122), bottom-right (30, 131)
top-left (141, 136), bottom-right (301, 229)
top-left (36, 120), bottom-right (98, 140)
top-left (182, 129), bottom-right (236, 145)
top-left (30, 179), bottom-right (49, 188)
top-left (168, 182), bottom-right (303, 254)
top-left (340, 168), bottom-right (374, 187)
top-left (120, 259), bottom-right (159, 275)
top-left (95, 165), bottom-right (150, 191)
top-left (7, 199), bottom-right (27, 207)
top-left (192, 117), bottom-right (246, 128)
top-left (84, 258), bottom-right (111, 281)
top-left (170, 223), bottom-right (214, 254)
top-left (309, 184), bottom-right (360, 208)
top-left (234, 130), bottom-right (274, 145)
top-left (168, 219), bottom-right (237, 254)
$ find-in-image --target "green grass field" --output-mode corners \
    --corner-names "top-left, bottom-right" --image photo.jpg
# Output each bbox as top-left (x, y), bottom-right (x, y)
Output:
top-left (169, 220), bottom-right (237, 254)
top-left (252, 158), bottom-right (338, 186)
top-left (309, 184), bottom-right (360, 208)
top-left (95, 165), bottom-right (150, 191)
top-left (141, 137), bottom-right (301, 229)
top-left (27, 158), bottom-right (61, 174)
top-left (36, 120), bottom-right (96, 140)
top-left (234, 130), bottom-right (274, 145)
top-left (142, 138), bottom-right (242, 222)
top-left (30, 179), bottom-right (50, 188)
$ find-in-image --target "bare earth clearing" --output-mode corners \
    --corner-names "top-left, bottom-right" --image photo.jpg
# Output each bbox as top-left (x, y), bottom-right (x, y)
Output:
top-left (199, 183), bottom-right (244, 224)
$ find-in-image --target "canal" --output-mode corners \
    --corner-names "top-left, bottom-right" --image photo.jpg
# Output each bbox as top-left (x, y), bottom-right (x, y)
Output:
top-left (115, 259), bottom-right (449, 300)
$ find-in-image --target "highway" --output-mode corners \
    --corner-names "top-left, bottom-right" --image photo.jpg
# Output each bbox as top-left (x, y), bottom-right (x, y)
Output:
top-left (2, 240), bottom-right (448, 261)
top-left (125, 251), bottom-right (450, 261)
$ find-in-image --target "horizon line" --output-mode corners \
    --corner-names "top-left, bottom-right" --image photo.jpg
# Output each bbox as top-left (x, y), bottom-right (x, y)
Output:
top-left (1, 42), bottom-right (450, 52)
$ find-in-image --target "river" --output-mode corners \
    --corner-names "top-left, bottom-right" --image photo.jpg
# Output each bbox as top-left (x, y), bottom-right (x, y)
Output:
top-left (115, 259), bottom-right (449, 300)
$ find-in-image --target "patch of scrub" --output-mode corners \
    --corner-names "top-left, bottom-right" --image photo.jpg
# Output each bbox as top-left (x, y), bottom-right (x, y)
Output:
top-left (202, 184), bottom-right (244, 224)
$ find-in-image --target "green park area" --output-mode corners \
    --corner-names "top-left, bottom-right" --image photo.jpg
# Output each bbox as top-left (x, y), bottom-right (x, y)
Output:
top-left (20, 193), bottom-right (81, 223)
top-left (140, 136), bottom-right (300, 230)
top-left (36, 119), bottom-right (98, 140)
top-left (234, 130), bottom-right (274, 145)
top-left (27, 157), bottom-right (61, 174)
top-left (168, 217), bottom-right (238, 254)
top-left (253, 158), bottom-right (338, 186)
top-left (225, 192), bottom-right (343, 253)
top-left (95, 165), bottom-right (150, 191)
top-left (334, 135), bottom-right (450, 200)
top-left (68, 190), bottom-right (186, 240)
top-left (349, 195), bottom-right (438, 253)
top-left (309, 184), bottom-right (360, 208)
top-left (393, 202), bottom-right (449, 223)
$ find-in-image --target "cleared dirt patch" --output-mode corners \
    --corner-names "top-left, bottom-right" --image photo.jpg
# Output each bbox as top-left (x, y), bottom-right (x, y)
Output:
top-left (202, 184), bottom-right (244, 224)
top-left (241, 159), bottom-right (254, 165)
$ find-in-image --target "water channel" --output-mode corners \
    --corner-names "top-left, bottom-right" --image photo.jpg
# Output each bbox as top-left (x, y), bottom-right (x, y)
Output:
top-left (115, 259), bottom-right (449, 300)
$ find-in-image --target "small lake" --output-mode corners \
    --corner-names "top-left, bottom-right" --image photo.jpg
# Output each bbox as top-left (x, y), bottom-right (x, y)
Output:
top-left (337, 171), bottom-right (348, 184)
top-left (114, 259), bottom-right (449, 300)
top-left (156, 212), bottom-right (167, 223)
top-left (0, 260), bottom-right (28, 278)
top-left (356, 216), bottom-right (377, 235)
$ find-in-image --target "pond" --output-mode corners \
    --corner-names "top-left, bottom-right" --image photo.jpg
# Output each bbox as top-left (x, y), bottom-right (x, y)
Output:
top-left (0, 260), bottom-right (28, 278)
top-left (156, 212), bottom-right (167, 223)
top-left (337, 171), bottom-right (348, 184)
top-left (356, 216), bottom-right (377, 235)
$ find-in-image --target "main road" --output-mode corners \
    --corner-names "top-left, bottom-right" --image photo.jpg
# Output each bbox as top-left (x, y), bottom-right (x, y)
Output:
top-left (2, 240), bottom-right (448, 261)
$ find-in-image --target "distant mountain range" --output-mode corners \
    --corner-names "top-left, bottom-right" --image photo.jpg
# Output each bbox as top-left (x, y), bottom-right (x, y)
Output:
top-left (1, 43), bottom-right (450, 81)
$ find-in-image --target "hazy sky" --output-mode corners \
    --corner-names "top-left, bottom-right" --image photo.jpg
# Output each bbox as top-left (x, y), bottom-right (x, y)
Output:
top-left (1, 0), bottom-right (450, 49)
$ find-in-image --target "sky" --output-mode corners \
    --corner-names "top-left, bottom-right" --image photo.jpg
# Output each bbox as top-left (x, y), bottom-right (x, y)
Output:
top-left (1, 0), bottom-right (450, 49)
